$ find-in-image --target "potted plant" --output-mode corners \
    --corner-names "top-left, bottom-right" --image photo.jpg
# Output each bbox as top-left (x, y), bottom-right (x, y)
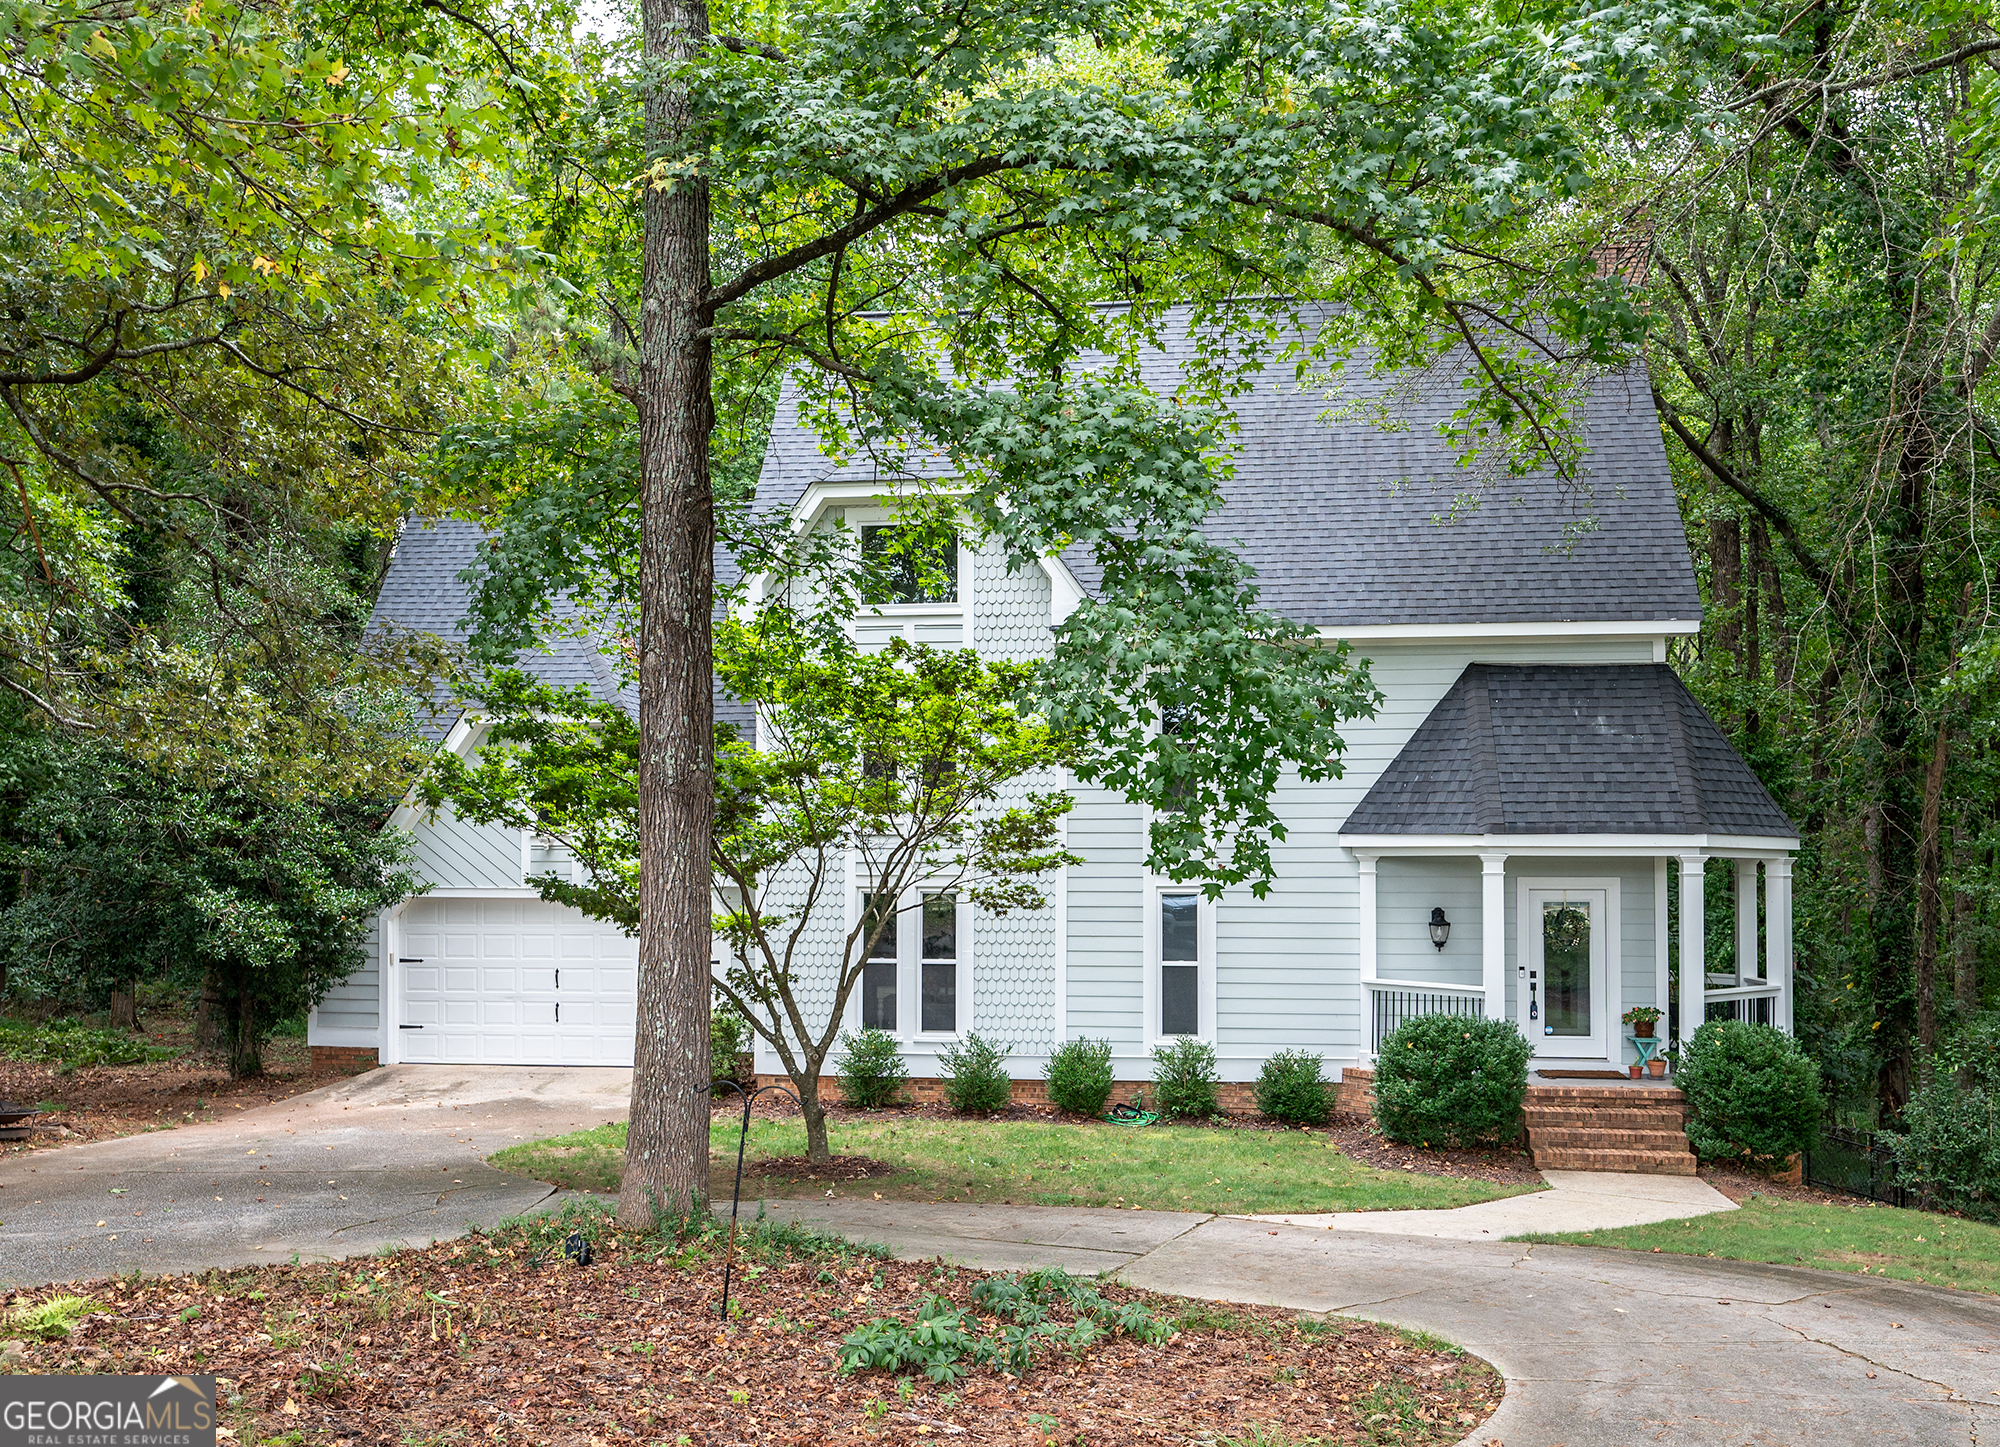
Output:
top-left (1622, 1005), bottom-right (1663, 1039)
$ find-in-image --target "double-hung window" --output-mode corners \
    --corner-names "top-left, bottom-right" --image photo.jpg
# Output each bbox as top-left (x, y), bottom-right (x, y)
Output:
top-left (861, 893), bottom-right (898, 1031)
top-left (856, 890), bottom-right (963, 1036)
top-left (1158, 891), bottom-right (1202, 1037)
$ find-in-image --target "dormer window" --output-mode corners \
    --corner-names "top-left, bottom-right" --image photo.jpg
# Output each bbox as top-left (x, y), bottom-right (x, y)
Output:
top-left (861, 524), bottom-right (957, 604)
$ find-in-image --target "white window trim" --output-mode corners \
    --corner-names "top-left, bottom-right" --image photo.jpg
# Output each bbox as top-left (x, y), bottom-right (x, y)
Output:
top-left (846, 883), bottom-right (971, 1043)
top-left (841, 506), bottom-right (969, 633)
top-left (1142, 879), bottom-right (1216, 1047)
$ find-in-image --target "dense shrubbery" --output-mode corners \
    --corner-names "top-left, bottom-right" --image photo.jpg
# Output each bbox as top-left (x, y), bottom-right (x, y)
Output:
top-left (836, 1028), bottom-right (909, 1108)
top-left (1678, 1020), bottom-right (1823, 1168)
top-left (941, 1033), bottom-right (1012, 1115)
top-left (711, 1006), bottom-right (750, 1086)
top-left (1044, 1037), bottom-right (1115, 1117)
top-left (1255, 1049), bottom-right (1332, 1125)
top-left (1880, 1013), bottom-right (2000, 1210)
top-left (1150, 1037), bottom-right (1220, 1119)
top-left (1373, 1015), bottom-right (1530, 1148)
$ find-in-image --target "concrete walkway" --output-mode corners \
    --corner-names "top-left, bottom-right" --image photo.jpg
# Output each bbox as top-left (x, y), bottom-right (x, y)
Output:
top-left (763, 1198), bottom-right (2000, 1446)
top-left (0, 1064), bottom-right (629, 1286)
top-left (1251, 1168), bottom-right (1737, 1240)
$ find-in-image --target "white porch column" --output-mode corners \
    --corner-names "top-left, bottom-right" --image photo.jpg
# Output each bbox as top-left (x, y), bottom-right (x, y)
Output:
top-left (1357, 853), bottom-right (1378, 1055)
top-left (1678, 853), bottom-right (1707, 1050)
top-left (1769, 855), bottom-right (1795, 1034)
top-left (1735, 858), bottom-right (1760, 984)
top-left (1480, 852), bottom-right (1507, 1026)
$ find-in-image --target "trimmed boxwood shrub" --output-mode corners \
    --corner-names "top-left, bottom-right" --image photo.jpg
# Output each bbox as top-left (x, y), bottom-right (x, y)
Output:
top-left (1678, 1019), bottom-right (1823, 1169)
top-left (1255, 1049), bottom-right (1333, 1125)
top-left (1044, 1036), bottom-right (1115, 1117)
top-left (836, 1028), bottom-right (909, 1108)
top-left (1373, 1015), bottom-right (1531, 1148)
top-left (1150, 1037), bottom-right (1220, 1120)
top-left (940, 1032), bottom-right (1012, 1115)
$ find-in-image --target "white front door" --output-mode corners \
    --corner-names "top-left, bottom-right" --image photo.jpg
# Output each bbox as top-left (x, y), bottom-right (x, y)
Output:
top-left (1520, 885), bottom-right (1611, 1060)
top-left (396, 899), bottom-right (637, 1065)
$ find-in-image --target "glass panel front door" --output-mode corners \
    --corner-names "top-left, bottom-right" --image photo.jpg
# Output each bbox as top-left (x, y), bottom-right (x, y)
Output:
top-left (1521, 884), bottom-right (1611, 1059)
top-left (1541, 901), bottom-right (1591, 1038)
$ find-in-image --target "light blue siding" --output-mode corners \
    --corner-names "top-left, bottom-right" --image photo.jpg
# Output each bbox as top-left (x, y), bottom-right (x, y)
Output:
top-left (311, 913), bottom-right (382, 1043)
top-left (409, 805), bottom-right (523, 891)
top-left (1375, 859), bottom-right (1482, 988)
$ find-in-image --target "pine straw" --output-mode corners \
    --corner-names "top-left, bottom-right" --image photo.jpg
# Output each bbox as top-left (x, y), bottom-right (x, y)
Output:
top-left (7, 1218), bottom-right (1500, 1446)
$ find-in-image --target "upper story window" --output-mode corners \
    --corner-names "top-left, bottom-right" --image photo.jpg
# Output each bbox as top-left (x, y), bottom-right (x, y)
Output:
top-left (861, 524), bottom-right (957, 604)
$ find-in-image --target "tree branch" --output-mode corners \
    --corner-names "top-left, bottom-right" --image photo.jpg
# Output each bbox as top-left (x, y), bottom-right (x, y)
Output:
top-left (1653, 387), bottom-right (1832, 594)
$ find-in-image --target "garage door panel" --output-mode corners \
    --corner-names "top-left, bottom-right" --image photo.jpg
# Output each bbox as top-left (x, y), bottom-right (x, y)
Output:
top-left (399, 899), bottom-right (637, 1065)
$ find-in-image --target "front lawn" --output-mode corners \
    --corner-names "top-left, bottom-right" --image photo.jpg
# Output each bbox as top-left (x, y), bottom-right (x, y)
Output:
top-left (1517, 1195), bottom-right (2000, 1295)
top-left (488, 1115), bottom-right (1541, 1215)
top-left (1, 1200), bottom-right (1501, 1446)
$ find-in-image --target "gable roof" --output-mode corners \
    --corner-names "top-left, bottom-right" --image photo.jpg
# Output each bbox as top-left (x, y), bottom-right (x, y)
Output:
top-left (369, 518), bottom-right (754, 741)
top-left (751, 305), bottom-right (1701, 629)
top-left (1340, 663), bottom-right (1795, 838)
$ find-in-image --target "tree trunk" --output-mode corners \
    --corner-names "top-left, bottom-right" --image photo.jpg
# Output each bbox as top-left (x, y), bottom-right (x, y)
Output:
top-left (195, 973), bottom-right (222, 1053)
top-left (108, 979), bottom-right (138, 1032)
top-left (620, 0), bottom-right (718, 1229)
top-left (1709, 514), bottom-right (1742, 676)
top-left (801, 1078), bottom-right (831, 1164)
top-left (227, 986), bottom-right (262, 1079)
top-left (1744, 515), bottom-right (1764, 735)
top-left (1956, 823), bottom-right (1981, 1015)
top-left (1758, 517), bottom-right (1793, 690)
top-left (1916, 723), bottom-right (1950, 1063)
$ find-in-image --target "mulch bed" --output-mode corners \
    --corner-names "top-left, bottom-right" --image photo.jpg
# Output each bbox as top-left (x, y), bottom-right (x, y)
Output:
top-left (1700, 1164), bottom-right (1856, 1207)
top-left (1323, 1116), bottom-right (1543, 1186)
top-left (735, 1154), bottom-right (902, 1184)
top-left (5, 1231), bottom-right (1499, 1446)
top-left (1, 1011), bottom-right (333, 1153)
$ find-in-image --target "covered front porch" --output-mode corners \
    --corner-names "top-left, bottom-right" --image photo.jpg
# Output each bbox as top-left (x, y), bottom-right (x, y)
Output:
top-left (1338, 662), bottom-right (1800, 1070)
top-left (1344, 840), bottom-right (1794, 1070)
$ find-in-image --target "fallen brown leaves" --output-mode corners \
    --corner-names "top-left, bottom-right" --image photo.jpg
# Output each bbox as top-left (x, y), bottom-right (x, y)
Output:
top-left (5, 1228), bottom-right (1499, 1446)
top-left (1325, 1117), bottom-right (1542, 1186)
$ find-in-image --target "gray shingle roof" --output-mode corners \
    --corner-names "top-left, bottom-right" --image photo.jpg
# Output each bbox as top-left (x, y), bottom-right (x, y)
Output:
top-left (751, 305), bottom-right (1701, 627)
top-left (369, 518), bottom-right (754, 741)
top-left (1340, 664), bottom-right (1795, 838)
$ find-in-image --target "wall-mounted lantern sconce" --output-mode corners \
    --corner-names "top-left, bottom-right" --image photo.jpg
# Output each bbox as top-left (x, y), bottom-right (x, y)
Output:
top-left (1428, 907), bottom-right (1451, 951)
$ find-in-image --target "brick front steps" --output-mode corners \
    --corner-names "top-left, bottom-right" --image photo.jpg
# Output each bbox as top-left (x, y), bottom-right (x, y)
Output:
top-left (1335, 1069), bottom-right (1697, 1176)
top-left (1523, 1085), bottom-right (1695, 1176)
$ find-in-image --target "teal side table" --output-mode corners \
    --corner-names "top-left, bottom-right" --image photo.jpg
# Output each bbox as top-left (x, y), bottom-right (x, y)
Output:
top-left (1627, 1034), bottom-right (1664, 1070)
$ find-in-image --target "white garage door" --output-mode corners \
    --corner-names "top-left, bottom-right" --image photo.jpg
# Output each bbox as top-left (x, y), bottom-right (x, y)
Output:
top-left (396, 899), bottom-right (637, 1065)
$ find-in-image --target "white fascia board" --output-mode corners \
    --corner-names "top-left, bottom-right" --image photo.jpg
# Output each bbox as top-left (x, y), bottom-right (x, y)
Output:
top-left (1340, 832), bottom-right (1799, 856)
top-left (386, 712), bottom-right (490, 833)
top-left (1044, 554), bottom-right (1085, 624)
top-left (1319, 618), bottom-right (1701, 644)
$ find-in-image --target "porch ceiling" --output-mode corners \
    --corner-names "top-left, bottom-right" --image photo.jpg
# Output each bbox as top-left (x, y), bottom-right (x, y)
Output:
top-left (1339, 663), bottom-right (1796, 841)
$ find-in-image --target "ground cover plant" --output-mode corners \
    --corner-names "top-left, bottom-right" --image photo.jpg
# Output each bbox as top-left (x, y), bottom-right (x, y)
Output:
top-left (491, 1116), bottom-right (1540, 1213)
top-left (0, 1020), bottom-right (179, 1070)
top-left (1517, 1195), bottom-right (2000, 1295)
top-left (0, 1199), bottom-right (1501, 1445)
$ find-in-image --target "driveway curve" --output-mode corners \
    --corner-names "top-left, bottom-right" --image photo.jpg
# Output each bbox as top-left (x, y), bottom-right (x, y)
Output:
top-left (764, 1198), bottom-right (2000, 1447)
top-left (2, 1064), bottom-right (630, 1287)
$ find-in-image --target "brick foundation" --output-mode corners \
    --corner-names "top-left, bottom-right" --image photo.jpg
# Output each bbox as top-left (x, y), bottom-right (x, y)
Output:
top-left (1338, 1066), bottom-right (1375, 1119)
top-left (310, 1046), bottom-right (379, 1075)
top-left (754, 1073), bottom-right (1267, 1115)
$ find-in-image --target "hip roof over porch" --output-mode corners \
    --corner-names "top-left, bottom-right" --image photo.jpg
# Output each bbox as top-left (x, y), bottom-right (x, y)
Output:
top-left (1341, 663), bottom-right (1797, 1054)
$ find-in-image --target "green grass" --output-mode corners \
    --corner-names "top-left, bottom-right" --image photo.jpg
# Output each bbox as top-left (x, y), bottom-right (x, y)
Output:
top-left (1517, 1194), bottom-right (2000, 1295)
top-left (488, 1116), bottom-right (1539, 1215)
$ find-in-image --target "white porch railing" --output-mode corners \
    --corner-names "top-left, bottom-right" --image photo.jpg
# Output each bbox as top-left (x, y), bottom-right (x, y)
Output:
top-left (1367, 981), bottom-right (1485, 1054)
top-left (1702, 982), bottom-right (1782, 1028)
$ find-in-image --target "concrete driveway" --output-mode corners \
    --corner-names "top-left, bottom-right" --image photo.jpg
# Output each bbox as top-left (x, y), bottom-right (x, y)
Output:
top-left (2, 1064), bottom-right (630, 1287)
top-left (766, 1198), bottom-right (2000, 1447)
